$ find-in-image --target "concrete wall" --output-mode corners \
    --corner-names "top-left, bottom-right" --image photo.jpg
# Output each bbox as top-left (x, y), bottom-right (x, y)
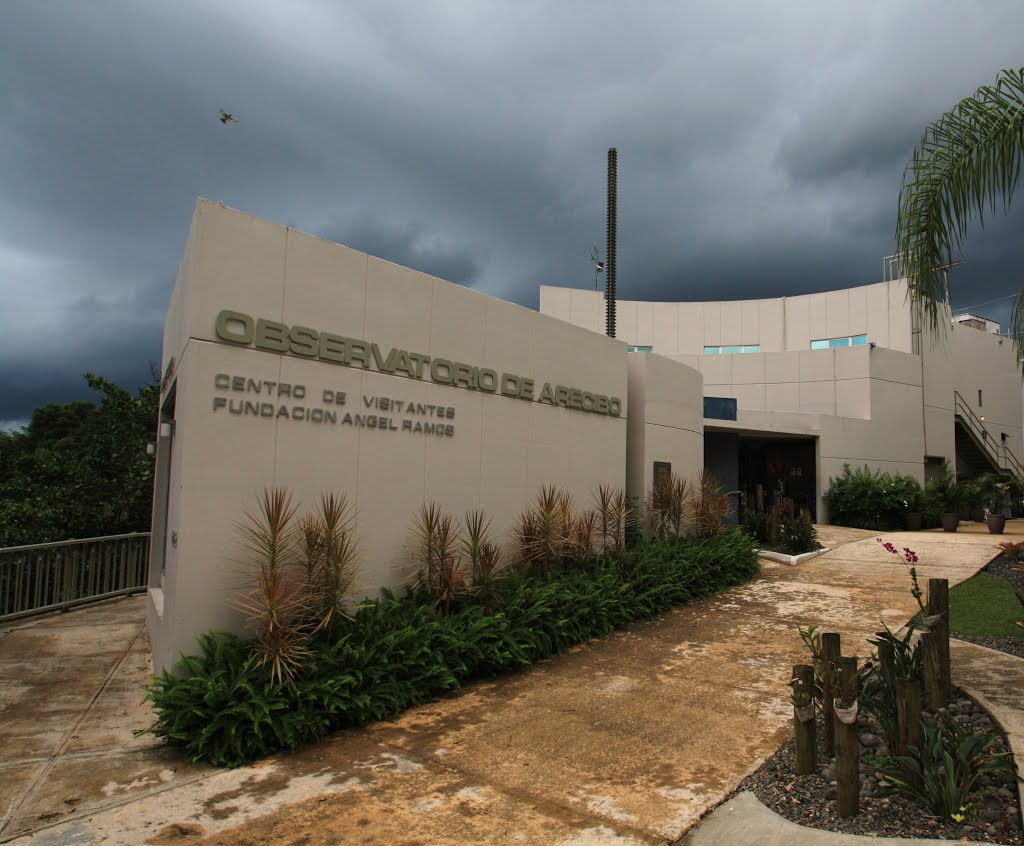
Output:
top-left (150, 201), bottom-right (630, 672)
top-left (625, 353), bottom-right (704, 507)
top-left (540, 281), bottom-right (1024, 479)
top-left (661, 347), bottom-right (872, 419)
top-left (539, 280), bottom-right (914, 355)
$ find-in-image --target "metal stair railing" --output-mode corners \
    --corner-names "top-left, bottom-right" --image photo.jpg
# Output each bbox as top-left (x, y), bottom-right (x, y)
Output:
top-left (0, 532), bottom-right (150, 623)
top-left (953, 391), bottom-right (1024, 482)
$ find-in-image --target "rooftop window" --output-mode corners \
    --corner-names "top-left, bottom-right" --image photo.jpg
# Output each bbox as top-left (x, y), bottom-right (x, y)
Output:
top-left (810, 334), bottom-right (867, 350)
top-left (627, 345), bottom-right (653, 353)
top-left (703, 344), bottom-right (761, 354)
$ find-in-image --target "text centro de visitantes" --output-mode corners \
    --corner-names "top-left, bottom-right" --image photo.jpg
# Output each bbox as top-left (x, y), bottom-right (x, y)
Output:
top-left (213, 310), bottom-right (623, 416)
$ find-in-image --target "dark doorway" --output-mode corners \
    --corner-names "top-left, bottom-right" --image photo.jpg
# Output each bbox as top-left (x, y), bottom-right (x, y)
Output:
top-left (738, 436), bottom-right (817, 521)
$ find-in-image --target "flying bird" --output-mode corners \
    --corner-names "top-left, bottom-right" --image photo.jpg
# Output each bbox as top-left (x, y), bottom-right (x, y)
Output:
top-left (219, 110), bottom-right (238, 125)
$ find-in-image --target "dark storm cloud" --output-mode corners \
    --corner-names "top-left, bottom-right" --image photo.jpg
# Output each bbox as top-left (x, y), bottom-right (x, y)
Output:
top-left (1, 0), bottom-right (1023, 422)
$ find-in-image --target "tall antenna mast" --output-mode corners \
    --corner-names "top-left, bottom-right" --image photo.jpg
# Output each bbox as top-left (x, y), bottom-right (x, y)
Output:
top-left (605, 147), bottom-right (617, 338)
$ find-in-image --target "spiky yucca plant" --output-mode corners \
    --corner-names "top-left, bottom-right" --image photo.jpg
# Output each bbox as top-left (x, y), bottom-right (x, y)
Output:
top-left (647, 473), bottom-right (692, 539)
top-left (462, 508), bottom-right (504, 612)
top-left (231, 488), bottom-right (310, 686)
top-left (567, 509), bottom-right (598, 563)
top-left (693, 471), bottom-right (733, 538)
top-left (410, 502), bottom-right (466, 613)
top-left (592, 483), bottom-right (634, 556)
top-left (896, 67), bottom-right (1024, 352)
top-left (512, 485), bottom-right (578, 570)
top-left (305, 493), bottom-right (361, 632)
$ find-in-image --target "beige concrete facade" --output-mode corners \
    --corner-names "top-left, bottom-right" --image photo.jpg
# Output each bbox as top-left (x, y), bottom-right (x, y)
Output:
top-left (540, 280), bottom-right (1024, 521)
top-left (150, 201), bottom-right (640, 672)
top-left (625, 352), bottom-right (704, 505)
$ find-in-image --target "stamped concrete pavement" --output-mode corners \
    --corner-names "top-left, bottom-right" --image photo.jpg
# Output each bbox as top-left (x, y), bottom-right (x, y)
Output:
top-left (0, 522), bottom-right (1014, 845)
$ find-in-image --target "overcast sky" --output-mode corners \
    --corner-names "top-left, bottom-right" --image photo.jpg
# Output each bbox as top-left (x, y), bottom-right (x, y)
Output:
top-left (1, 1), bottom-right (1021, 428)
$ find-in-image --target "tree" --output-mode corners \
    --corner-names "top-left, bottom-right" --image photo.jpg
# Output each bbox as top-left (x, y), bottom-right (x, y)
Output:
top-left (896, 67), bottom-right (1024, 346)
top-left (0, 373), bottom-right (159, 547)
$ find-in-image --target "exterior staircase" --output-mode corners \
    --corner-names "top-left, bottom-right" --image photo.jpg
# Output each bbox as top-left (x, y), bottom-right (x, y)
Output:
top-left (953, 390), bottom-right (1024, 483)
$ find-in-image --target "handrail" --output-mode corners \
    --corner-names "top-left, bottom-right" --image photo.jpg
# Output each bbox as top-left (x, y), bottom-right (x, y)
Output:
top-left (952, 391), bottom-right (1024, 482)
top-left (0, 533), bottom-right (151, 623)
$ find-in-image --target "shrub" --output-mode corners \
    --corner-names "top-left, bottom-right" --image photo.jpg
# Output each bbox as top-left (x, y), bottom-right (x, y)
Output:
top-left (874, 711), bottom-right (1016, 820)
top-left (997, 540), bottom-right (1024, 564)
top-left (693, 471), bottom-right (732, 538)
top-left (591, 484), bottom-right (634, 557)
top-left (647, 473), bottom-right (691, 540)
top-left (145, 529), bottom-right (760, 767)
top-left (825, 465), bottom-right (922, 530)
top-left (462, 508), bottom-right (504, 612)
top-left (923, 462), bottom-right (966, 520)
top-left (742, 509), bottom-right (770, 546)
top-left (410, 502), bottom-right (466, 614)
top-left (775, 514), bottom-right (820, 555)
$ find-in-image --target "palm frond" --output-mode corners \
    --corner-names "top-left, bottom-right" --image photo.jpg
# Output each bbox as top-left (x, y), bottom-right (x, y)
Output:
top-left (896, 67), bottom-right (1024, 338)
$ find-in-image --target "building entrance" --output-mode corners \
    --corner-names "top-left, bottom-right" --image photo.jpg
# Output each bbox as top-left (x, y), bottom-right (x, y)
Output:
top-left (738, 436), bottom-right (817, 522)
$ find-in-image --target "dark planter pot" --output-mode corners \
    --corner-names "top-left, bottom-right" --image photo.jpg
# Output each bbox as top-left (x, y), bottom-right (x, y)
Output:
top-left (903, 512), bottom-right (924, 531)
top-left (972, 508), bottom-right (987, 523)
top-left (941, 513), bottom-right (960, 533)
top-left (987, 514), bottom-right (1007, 534)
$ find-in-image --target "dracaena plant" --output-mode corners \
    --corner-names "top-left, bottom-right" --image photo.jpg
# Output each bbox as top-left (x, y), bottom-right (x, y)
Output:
top-left (647, 473), bottom-right (691, 540)
top-left (410, 501), bottom-right (466, 614)
top-left (231, 487), bottom-right (310, 686)
top-left (462, 508), bottom-right (504, 612)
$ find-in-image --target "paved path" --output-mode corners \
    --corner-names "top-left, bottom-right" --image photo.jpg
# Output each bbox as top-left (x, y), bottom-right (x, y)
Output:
top-left (0, 522), bottom-right (1016, 845)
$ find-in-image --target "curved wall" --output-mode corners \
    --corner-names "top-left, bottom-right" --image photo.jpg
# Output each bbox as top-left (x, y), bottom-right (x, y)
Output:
top-left (539, 281), bottom-right (914, 356)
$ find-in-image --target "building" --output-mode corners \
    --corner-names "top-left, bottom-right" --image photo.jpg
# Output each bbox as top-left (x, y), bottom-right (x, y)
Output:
top-left (540, 281), bottom-right (1024, 522)
top-left (148, 201), bottom-right (1022, 670)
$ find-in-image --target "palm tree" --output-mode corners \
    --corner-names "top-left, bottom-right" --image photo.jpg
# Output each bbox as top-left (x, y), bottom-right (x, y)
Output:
top-left (896, 66), bottom-right (1024, 348)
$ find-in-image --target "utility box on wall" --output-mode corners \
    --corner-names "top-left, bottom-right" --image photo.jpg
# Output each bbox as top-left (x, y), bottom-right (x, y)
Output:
top-left (148, 200), bottom-right (632, 673)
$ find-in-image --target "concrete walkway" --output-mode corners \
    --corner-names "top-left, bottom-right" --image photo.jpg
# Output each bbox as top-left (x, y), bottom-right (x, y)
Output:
top-left (0, 522), bottom-right (1018, 845)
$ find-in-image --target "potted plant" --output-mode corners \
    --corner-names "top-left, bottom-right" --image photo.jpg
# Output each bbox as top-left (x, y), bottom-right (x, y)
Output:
top-left (901, 482), bottom-right (924, 531)
top-left (968, 478), bottom-right (989, 522)
top-left (941, 483), bottom-right (964, 532)
top-left (925, 465), bottom-right (964, 532)
top-left (976, 473), bottom-right (1023, 534)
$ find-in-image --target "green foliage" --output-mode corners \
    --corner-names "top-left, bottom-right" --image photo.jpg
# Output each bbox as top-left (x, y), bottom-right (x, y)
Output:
top-left (974, 472), bottom-right (1024, 514)
top-left (742, 509), bottom-right (770, 546)
top-left (923, 461), bottom-right (966, 517)
top-left (825, 465), bottom-right (922, 530)
top-left (145, 529), bottom-right (760, 767)
top-left (896, 66), bottom-right (1024, 347)
top-left (775, 514), bottom-right (820, 555)
top-left (874, 711), bottom-right (1017, 820)
top-left (859, 625), bottom-right (925, 740)
top-left (0, 373), bottom-right (159, 547)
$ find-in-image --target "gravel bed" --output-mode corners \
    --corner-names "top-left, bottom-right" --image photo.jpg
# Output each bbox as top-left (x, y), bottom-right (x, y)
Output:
top-left (987, 555), bottom-right (1024, 604)
top-left (741, 697), bottom-right (1023, 843)
top-left (952, 554), bottom-right (1024, 660)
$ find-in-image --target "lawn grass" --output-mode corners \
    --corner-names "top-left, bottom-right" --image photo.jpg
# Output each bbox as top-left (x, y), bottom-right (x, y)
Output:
top-left (948, 571), bottom-right (1024, 638)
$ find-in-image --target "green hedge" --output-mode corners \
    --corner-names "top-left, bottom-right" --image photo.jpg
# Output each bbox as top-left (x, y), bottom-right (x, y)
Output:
top-left (144, 529), bottom-right (759, 767)
top-left (825, 464), bottom-right (922, 530)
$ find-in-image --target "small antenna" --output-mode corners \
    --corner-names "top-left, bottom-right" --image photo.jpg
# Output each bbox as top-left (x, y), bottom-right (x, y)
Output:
top-left (590, 242), bottom-right (604, 290)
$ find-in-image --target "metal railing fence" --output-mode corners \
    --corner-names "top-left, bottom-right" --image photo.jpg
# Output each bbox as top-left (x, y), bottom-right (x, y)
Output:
top-left (953, 391), bottom-right (1024, 482)
top-left (0, 532), bottom-right (150, 623)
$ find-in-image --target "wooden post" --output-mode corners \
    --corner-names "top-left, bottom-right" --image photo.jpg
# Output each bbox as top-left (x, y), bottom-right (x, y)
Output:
top-left (834, 656), bottom-right (859, 818)
top-left (820, 632), bottom-right (841, 757)
top-left (926, 578), bottom-right (951, 705)
top-left (921, 631), bottom-right (942, 709)
top-left (896, 677), bottom-right (922, 760)
top-left (793, 664), bottom-right (816, 775)
top-left (876, 634), bottom-right (895, 690)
